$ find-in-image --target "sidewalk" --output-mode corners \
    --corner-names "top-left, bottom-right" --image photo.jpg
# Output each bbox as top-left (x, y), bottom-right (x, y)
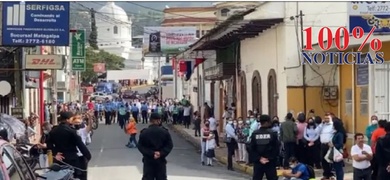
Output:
top-left (168, 124), bottom-right (354, 180)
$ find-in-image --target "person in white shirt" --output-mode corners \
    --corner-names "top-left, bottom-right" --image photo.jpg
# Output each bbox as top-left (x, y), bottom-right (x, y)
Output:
top-left (205, 132), bottom-right (216, 166)
top-left (183, 104), bottom-right (191, 129)
top-left (351, 133), bottom-right (373, 180)
top-left (303, 118), bottom-right (321, 168)
top-left (316, 115), bottom-right (335, 179)
top-left (71, 114), bottom-right (93, 180)
top-left (225, 119), bottom-right (238, 171)
top-left (208, 117), bottom-right (220, 147)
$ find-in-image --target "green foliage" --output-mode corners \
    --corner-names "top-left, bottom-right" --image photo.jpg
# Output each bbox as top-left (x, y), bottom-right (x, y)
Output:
top-left (81, 47), bottom-right (125, 83)
top-left (88, 8), bottom-right (98, 50)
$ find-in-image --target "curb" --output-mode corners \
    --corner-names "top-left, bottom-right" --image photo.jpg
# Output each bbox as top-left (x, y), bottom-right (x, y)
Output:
top-left (167, 124), bottom-right (253, 176)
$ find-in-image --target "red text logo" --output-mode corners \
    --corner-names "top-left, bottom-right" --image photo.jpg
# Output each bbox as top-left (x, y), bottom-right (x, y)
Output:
top-left (31, 59), bottom-right (55, 65)
top-left (301, 26), bottom-right (384, 65)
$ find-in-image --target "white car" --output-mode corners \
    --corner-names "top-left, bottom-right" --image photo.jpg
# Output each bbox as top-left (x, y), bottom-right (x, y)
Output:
top-left (91, 92), bottom-right (112, 100)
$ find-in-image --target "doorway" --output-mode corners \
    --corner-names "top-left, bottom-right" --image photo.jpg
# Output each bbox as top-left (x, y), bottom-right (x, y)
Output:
top-left (267, 69), bottom-right (278, 118)
top-left (252, 70), bottom-right (262, 113)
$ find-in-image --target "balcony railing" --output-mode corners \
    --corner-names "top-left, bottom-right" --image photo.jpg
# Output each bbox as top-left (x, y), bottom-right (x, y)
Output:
top-left (204, 63), bottom-right (236, 80)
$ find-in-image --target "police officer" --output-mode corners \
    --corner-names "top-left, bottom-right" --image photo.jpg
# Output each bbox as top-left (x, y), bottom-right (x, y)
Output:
top-left (138, 112), bottom-right (173, 180)
top-left (250, 114), bottom-right (279, 180)
top-left (46, 112), bottom-right (92, 178)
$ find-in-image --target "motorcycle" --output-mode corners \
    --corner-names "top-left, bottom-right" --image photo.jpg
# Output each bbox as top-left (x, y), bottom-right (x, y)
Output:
top-left (34, 163), bottom-right (77, 180)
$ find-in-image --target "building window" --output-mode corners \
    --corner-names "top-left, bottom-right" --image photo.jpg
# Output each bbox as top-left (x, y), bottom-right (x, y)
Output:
top-left (221, 8), bottom-right (230, 17)
top-left (113, 26), bottom-right (118, 34)
top-left (201, 30), bottom-right (205, 36)
top-left (345, 89), bottom-right (353, 116)
top-left (360, 86), bottom-right (368, 115)
top-left (196, 30), bottom-right (200, 38)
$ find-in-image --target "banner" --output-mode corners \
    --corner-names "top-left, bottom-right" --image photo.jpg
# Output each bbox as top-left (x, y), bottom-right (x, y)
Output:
top-left (348, 2), bottom-right (390, 34)
top-left (143, 26), bottom-right (197, 55)
top-left (71, 29), bottom-right (86, 71)
top-left (93, 63), bottom-right (105, 73)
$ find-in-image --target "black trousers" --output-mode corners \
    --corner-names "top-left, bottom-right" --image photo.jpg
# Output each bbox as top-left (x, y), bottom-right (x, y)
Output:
top-left (283, 142), bottom-right (296, 168)
top-left (111, 110), bottom-right (116, 123)
top-left (253, 161), bottom-right (278, 180)
top-left (105, 111), bottom-right (112, 125)
top-left (226, 139), bottom-right (237, 169)
top-left (353, 167), bottom-right (372, 180)
top-left (142, 111), bottom-right (148, 123)
top-left (183, 116), bottom-right (190, 128)
top-left (212, 130), bottom-right (220, 147)
top-left (306, 142), bottom-right (320, 167)
top-left (321, 144), bottom-right (334, 178)
top-left (118, 115), bottom-right (125, 129)
top-left (142, 161), bottom-right (167, 180)
top-left (378, 166), bottom-right (390, 180)
top-left (75, 156), bottom-right (88, 180)
top-left (132, 112), bottom-right (139, 123)
top-left (172, 114), bottom-right (178, 124)
top-left (372, 154), bottom-right (378, 180)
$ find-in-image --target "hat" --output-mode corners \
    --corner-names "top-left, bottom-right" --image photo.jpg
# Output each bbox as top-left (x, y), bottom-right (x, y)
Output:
top-left (259, 114), bottom-right (270, 123)
top-left (60, 111), bottom-right (74, 121)
top-left (150, 112), bottom-right (161, 120)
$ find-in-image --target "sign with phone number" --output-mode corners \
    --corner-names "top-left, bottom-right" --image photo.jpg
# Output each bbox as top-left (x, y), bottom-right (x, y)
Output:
top-left (12, 39), bottom-right (56, 44)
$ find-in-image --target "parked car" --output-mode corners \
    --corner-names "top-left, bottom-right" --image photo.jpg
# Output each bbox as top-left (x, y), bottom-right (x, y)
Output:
top-left (0, 139), bottom-right (36, 179)
top-left (90, 92), bottom-right (112, 100)
top-left (122, 90), bottom-right (134, 99)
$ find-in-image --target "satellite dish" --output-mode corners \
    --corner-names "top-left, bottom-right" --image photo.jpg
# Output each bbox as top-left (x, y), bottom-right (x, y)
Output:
top-left (0, 81), bottom-right (11, 96)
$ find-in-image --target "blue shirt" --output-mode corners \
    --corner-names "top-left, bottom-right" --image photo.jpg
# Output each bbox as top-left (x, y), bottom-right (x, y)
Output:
top-left (95, 103), bottom-right (104, 111)
top-left (104, 102), bottom-right (114, 111)
top-left (292, 163), bottom-right (309, 180)
top-left (131, 106), bottom-right (139, 112)
top-left (141, 104), bottom-right (148, 111)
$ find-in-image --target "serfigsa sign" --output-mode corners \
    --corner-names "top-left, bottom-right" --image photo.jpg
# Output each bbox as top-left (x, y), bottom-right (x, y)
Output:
top-left (301, 1), bottom-right (387, 65)
top-left (1, 2), bottom-right (70, 46)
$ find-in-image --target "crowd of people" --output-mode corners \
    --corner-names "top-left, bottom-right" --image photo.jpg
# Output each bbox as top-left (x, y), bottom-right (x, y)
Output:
top-left (190, 104), bottom-right (390, 180)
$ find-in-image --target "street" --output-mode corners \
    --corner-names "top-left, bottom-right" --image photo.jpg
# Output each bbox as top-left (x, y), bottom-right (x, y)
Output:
top-left (87, 123), bottom-right (250, 180)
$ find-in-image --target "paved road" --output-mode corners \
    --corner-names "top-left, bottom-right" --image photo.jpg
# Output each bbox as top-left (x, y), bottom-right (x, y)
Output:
top-left (87, 123), bottom-right (250, 180)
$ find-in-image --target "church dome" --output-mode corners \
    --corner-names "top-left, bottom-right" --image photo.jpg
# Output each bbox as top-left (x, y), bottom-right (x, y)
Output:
top-left (98, 2), bottom-right (129, 23)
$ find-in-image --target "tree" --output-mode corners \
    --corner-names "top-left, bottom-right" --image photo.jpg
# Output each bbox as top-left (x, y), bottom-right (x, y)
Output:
top-left (81, 47), bottom-right (125, 83)
top-left (88, 8), bottom-right (98, 50)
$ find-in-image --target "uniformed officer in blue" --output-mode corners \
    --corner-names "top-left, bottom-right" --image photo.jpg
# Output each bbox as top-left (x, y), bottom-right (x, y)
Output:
top-left (104, 99), bottom-right (114, 125)
top-left (250, 114), bottom-right (279, 180)
top-left (138, 112), bottom-right (173, 180)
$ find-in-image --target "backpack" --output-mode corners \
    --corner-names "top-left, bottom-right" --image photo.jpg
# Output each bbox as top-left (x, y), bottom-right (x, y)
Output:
top-left (305, 164), bottom-right (316, 179)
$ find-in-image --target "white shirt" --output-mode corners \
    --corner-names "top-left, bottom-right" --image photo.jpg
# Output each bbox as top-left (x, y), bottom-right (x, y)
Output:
top-left (318, 122), bottom-right (334, 143)
top-left (208, 117), bottom-right (217, 131)
top-left (183, 106), bottom-right (191, 116)
top-left (351, 144), bottom-right (372, 169)
top-left (77, 128), bottom-right (89, 156)
top-left (206, 138), bottom-right (216, 150)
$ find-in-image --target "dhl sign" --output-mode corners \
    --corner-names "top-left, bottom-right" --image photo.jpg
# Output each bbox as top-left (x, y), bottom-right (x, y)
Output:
top-left (25, 55), bottom-right (64, 70)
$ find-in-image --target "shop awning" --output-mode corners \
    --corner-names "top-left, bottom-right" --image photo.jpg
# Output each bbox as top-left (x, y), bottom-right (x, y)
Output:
top-left (195, 18), bottom-right (284, 51)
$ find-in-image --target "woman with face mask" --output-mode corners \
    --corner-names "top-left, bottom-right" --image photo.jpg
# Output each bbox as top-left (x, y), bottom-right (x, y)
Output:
top-left (70, 114), bottom-right (92, 180)
top-left (224, 118), bottom-right (238, 170)
top-left (36, 122), bottom-right (52, 171)
top-left (201, 120), bottom-right (211, 165)
top-left (366, 115), bottom-right (379, 146)
top-left (303, 118), bottom-right (321, 169)
top-left (235, 119), bottom-right (247, 163)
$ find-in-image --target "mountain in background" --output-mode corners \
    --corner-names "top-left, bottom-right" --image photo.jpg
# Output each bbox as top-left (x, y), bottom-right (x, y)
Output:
top-left (70, 2), bottom-right (215, 40)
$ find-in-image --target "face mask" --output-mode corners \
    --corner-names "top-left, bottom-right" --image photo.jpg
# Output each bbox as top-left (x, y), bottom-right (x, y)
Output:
top-left (372, 120), bottom-right (378, 125)
top-left (233, 122), bottom-right (238, 126)
top-left (289, 164), bottom-right (296, 169)
top-left (43, 130), bottom-right (49, 134)
top-left (228, 121), bottom-right (233, 124)
top-left (205, 123), bottom-right (210, 126)
top-left (246, 120), bottom-right (250, 124)
top-left (73, 125), bottom-right (81, 130)
top-left (254, 111), bottom-right (257, 114)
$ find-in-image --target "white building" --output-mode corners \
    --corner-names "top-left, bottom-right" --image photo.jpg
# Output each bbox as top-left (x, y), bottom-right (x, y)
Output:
top-left (96, 2), bottom-right (150, 79)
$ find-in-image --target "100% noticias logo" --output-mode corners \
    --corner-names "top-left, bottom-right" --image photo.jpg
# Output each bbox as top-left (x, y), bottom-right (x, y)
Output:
top-left (302, 26), bottom-right (384, 65)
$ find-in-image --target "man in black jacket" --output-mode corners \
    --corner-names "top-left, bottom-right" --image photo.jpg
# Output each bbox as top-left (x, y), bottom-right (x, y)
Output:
top-left (138, 113), bottom-right (173, 180)
top-left (375, 122), bottom-right (390, 179)
top-left (46, 112), bottom-right (91, 178)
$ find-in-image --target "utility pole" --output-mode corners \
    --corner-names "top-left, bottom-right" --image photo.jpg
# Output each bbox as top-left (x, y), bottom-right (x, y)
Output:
top-left (157, 55), bottom-right (162, 100)
top-left (298, 10), bottom-right (307, 115)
